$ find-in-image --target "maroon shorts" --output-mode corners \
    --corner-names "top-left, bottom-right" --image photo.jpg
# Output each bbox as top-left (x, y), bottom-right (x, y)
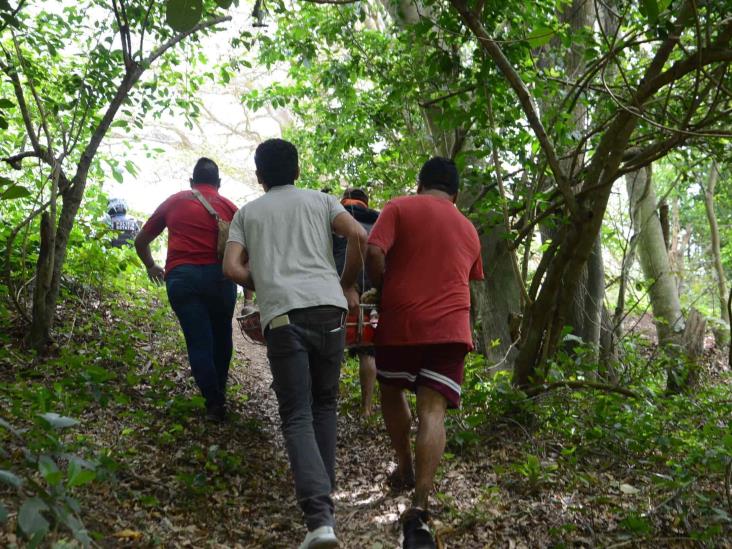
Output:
top-left (375, 343), bottom-right (468, 409)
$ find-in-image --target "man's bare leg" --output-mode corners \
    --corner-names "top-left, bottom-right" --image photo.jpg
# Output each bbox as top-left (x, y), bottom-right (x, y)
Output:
top-left (379, 382), bottom-right (414, 482)
top-left (413, 385), bottom-right (448, 509)
top-left (358, 353), bottom-right (377, 417)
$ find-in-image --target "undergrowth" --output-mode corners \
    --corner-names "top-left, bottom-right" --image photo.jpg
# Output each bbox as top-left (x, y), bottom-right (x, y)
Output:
top-left (2, 268), bottom-right (731, 547)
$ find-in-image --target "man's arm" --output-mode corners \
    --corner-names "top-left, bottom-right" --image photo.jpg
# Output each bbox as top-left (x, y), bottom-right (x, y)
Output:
top-left (365, 245), bottom-right (385, 290)
top-left (222, 241), bottom-right (255, 289)
top-left (134, 230), bottom-right (164, 283)
top-left (331, 212), bottom-right (368, 313)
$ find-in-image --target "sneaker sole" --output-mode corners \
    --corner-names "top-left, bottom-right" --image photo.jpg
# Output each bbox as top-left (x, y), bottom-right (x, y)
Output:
top-left (309, 540), bottom-right (338, 549)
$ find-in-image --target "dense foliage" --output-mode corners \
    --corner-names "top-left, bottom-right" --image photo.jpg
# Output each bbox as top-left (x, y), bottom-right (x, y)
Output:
top-left (1, 0), bottom-right (731, 546)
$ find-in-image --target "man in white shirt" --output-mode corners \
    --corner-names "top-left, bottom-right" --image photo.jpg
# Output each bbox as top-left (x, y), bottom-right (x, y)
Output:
top-left (223, 139), bottom-right (366, 549)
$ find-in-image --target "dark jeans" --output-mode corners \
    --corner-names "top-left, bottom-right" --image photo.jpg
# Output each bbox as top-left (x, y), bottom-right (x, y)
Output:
top-left (265, 306), bottom-right (345, 530)
top-left (166, 264), bottom-right (237, 408)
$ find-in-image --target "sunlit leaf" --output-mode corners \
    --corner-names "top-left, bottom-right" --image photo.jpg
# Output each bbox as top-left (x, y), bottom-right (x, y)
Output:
top-left (38, 412), bottom-right (79, 429)
top-left (526, 26), bottom-right (555, 48)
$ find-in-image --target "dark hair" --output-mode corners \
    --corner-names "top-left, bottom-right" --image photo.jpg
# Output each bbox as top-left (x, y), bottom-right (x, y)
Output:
top-left (342, 187), bottom-right (369, 205)
top-left (254, 139), bottom-right (298, 187)
top-left (418, 157), bottom-right (459, 195)
top-left (191, 157), bottom-right (220, 186)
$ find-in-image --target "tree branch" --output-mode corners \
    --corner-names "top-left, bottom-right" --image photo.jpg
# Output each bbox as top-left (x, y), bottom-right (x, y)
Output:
top-left (1, 56), bottom-right (41, 155)
top-left (2, 150), bottom-right (43, 169)
top-left (143, 15), bottom-right (231, 68)
top-left (419, 84), bottom-right (477, 108)
top-left (75, 15), bottom-right (231, 179)
top-left (526, 380), bottom-right (640, 398)
top-left (448, 0), bottom-right (576, 219)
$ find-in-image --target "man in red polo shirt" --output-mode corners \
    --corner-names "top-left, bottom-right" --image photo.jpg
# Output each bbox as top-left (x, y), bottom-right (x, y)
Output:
top-left (366, 157), bottom-right (483, 549)
top-left (135, 158), bottom-right (238, 422)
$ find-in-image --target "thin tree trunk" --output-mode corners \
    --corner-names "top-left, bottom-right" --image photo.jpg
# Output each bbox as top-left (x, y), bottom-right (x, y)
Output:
top-left (26, 16), bottom-right (230, 350)
top-left (627, 166), bottom-right (687, 392)
top-left (702, 161), bottom-right (729, 345)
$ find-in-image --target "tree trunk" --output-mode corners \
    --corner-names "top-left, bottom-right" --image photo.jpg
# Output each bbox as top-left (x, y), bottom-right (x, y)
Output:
top-left (599, 305), bottom-right (619, 382)
top-left (538, 0), bottom-right (604, 356)
top-left (27, 212), bottom-right (54, 349)
top-left (626, 166), bottom-right (687, 392)
top-left (702, 161), bottom-right (729, 345)
top-left (472, 222), bottom-right (521, 367)
top-left (681, 308), bottom-right (706, 388)
top-left (566, 237), bottom-right (605, 361)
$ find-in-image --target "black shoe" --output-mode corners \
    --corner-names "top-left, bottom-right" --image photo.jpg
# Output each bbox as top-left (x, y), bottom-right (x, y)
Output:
top-left (387, 469), bottom-right (416, 493)
top-left (205, 403), bottom-right (227, 423)
top-left (401, 508), bottom-right (435, 549)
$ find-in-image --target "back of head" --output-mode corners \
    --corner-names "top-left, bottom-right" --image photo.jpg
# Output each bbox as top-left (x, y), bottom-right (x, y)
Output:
top-left (342, 187), bottom-right (369, 206)
top-left (107, 197), bottom-right (127, 216)
top-left (191, 157), bottom-right (220, 187)
top-left (255, 139), bottom-right (299, 188)
top-left (418, 157), bottom-right (459, 196)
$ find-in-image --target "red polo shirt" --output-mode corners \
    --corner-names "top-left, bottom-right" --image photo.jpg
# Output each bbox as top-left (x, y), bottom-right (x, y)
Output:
top-left (368, 194), bottom-right (483, 348)
top-left (141, 184), bottom-right (238, 274)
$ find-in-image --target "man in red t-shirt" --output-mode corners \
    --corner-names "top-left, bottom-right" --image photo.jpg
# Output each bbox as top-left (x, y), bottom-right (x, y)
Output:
top-left (366, 157), bottom-right (483, 549)
top-left (135, 158), bottom-right (238, 422)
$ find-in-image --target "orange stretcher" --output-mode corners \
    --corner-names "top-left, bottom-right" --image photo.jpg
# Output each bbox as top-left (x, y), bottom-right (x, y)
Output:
top-left (237, 304), bottom-right (378, 347)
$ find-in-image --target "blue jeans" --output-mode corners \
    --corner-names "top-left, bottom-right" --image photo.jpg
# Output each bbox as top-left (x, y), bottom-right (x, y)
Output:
top-left (166, 264), bottom-right (237, 408)
top-left (265, 306), bottom-right (345, 530)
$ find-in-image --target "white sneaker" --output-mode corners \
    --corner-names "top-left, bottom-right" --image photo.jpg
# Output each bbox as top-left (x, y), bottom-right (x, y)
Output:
top-left (299, 525), bottom-right (339, 549)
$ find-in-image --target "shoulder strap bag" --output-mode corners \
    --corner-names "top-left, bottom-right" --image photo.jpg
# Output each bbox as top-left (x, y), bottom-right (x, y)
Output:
top-left (191, 189), bottom-right (229, 260)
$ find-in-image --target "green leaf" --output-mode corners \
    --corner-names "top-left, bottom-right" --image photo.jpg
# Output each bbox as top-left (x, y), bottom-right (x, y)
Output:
top-left (722, 433), bottom-right (732, 451)
top-left (38, 455), bottom-right (63, 486)
top-left (112, 168), bottom-right (124, 183)
top-left (67, 459), bottom-right (96, 488)
top-left (0, 185), bottom-right (31, 200)
top-left (124, 159), bottom-right (138, 176)
top-left (215, 0), bottom-right (233, 7)
top-left (68, 468), bottom-right (95, 487)
top-left (38, 412), bottom-right (79, 429)
top-left (620, 513), bottom-right (652, 534)
top-left (0, 469), bottom-right (23, 488)
top-left (526, 26), bottom-right (555, 48)
top-left (0, 175), bottom-right (14, 187)
top-left (0, 98), bottom-right (13, 108)
top-left (640, 0), bottom-right (659, 23)
top-left (18, 497), bottom-right (50, 539)
top-left (166, 0), bottom-right (203, 32)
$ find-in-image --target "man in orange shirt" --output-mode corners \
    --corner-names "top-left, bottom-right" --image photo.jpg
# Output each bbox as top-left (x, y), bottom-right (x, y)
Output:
top-left (366, 157), bottom-right (483, 549)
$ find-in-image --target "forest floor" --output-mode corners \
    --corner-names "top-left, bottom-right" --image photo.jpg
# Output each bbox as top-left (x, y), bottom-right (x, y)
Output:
top-left (1, 290), bottom-right (731, 548)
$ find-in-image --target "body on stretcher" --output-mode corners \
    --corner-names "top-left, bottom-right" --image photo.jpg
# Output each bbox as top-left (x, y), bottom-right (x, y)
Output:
top-left (237, 304), bottom-right (378, 347)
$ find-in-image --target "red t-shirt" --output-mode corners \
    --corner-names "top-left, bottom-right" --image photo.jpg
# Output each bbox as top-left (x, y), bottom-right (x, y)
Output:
top-left (368, 194), bottom-right (484, 348)
top-left (141, 184), bottom-right (238, 274)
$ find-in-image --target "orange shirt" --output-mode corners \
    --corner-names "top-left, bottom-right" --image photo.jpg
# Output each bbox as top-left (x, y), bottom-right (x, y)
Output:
top-left (368, 194), bottom-right (483, 348)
